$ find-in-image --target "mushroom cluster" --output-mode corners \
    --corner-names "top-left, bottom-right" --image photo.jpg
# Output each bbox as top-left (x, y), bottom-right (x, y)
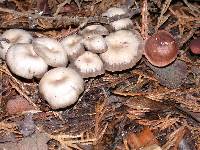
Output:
top-left (0, 7), bottom-right (154, 109)
top-left (1, 6), bottom-right (193, 109)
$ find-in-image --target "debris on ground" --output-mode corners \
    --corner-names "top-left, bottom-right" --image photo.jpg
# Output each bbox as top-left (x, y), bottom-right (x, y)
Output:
top-left (0, 0), bottom-right (200, 149)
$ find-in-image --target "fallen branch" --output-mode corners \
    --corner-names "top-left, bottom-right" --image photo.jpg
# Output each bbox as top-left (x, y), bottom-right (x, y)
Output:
top-left (141, 0), bottom-right (149, 40)
top-left (0, 7), bottom-right (141, 30)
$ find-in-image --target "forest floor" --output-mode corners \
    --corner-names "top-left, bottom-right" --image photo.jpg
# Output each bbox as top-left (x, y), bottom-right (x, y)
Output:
top-left (0, 0), bottom-right (200, 149)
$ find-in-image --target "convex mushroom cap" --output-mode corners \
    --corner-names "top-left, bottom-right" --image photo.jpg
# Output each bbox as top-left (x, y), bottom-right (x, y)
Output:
top-left (102, 7), bottom-right (132, 30)
top-left (79, 25), bottom-right (109, 36)
top-left (61, 34), bottom-right (85, 61)
top-left (73, 51), bottom-right (105, 78)
top-left (0, 29), bottom-right (33, 60)
top-left (80, 25), bottom-right (108, 53)
top-left (6, 43), bottom-right (48, 79)
top-left (83, 34), bottom-right (107, 53)
top-left (110, 18), bottom-right (133, 30)
top-left (144, 30), bottom-right (178, 67)
top-left (190, 37), bottom-right (200, 54)
top-left (102, 7), bottom-right (127, 17)
top-left (39, 67), bottom-right (84, 109)
top-left (32, 37), bottom-right (68, 67)
top-left (100, 30), bottom-right (143, 72)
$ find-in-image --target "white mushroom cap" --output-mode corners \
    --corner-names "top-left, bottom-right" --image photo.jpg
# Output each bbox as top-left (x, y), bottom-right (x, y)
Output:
top-left (39, 67), bottom-right (84, 109)
top-left (6, 43), bottom-right (48, 79)
top-left (102, 7), bottom-right (133, 31)
top-left (100, 30), bottom-right (143, 72)
top-left (102, 7), bottom-right (127, 18)
top-left (0, 29), bottom-right (33, 60)
top-left (83, 34), bottom-right (107, 53)
top-left (60, 34), bottom-right (85, 61)
top-left (32, 37), bottom-right (68, 67)
top-left (79, 25), bottom-right (109, 36)
top-left (110, 18), bottom-right (133, 30)
top-left (73, 51), bottom-right (105, 78)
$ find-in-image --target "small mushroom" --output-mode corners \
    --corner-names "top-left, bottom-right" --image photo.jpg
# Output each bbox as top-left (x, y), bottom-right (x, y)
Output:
top-left (110, 18), bottom-right (133, 30)
top-left (83, 34), bottom-right (107, 53)
top-left (0, 29), bottom-right (33, 60)
top-left (6, 96), bottom-right (35, 115)
top-left (79, 25), bottom-right (109, 36)
top-left (32, 37), bottom-right (68, 67)
top-left (102, 7), bottom-right (132, 30)
top-left (72, 51), bottom-right (105, 78)
top-left (61, 34), bottom-right (85, 61)
top-left (6, 43), bottom-right (48, 79)
top-left (144, 30), bottom-right (178, 67)
top-left (100, 30), bottom-right (143, 72)
top-left (190, 37), bottom-right (200, 54)
top-left (102, 7), bottom-right (127, 18)
top-left (39, 67), bottom-right (84, 109)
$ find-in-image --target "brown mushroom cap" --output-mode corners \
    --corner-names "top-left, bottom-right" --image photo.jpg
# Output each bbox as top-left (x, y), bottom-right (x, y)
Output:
top-left (144, 30), bottom-right (178, 67)
top-left (6, 96), bottom-right (34, 115)
top-left (73, 51), bottom-right (105, 78)
top-left (190, 37), bottom-right (200, 54)
top-left (100, 30), bottom-right (143, 72)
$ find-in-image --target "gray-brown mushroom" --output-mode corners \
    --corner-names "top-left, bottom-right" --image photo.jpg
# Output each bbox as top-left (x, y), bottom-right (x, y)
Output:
top-left (100, 30), bottom-right (143, 72)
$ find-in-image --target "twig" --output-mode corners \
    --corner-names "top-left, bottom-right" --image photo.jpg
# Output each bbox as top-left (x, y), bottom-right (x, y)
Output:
top-left (0, 65), bottom-right (40, 111)
top-left (168, 6), bottom-right (200, 36)
top-left (0, 7), bottom-right (86, 29)
top-left (9, 80), bottom-right (39, 111)
top-left (141, 0), bottom-right (149, 40)
top-left (156, 0), bottom-right (172, 31)
top-left (183, 0), bottom-right (200, 15)
top-left (0, 7), bottom-right (140, 30)
top-left (162, 126), bottom-right (186, 150)
top-left (178, 28), bottom-right (197, 48)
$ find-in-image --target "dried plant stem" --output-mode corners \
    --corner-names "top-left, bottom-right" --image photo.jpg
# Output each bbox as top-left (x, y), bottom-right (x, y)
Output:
top-left (0, 65), bottom-right (22, 86)
top-left (0, 7), bottom-right (140, 30)
top-left (0, 7), bottom-right (87, 29)
top-left (9, 80), bottom-right (39, 111)
top-left (156, 0), bottom-right (172, 31)
top-left (141, 0), bottom-right (149, 40)
top-left (162, 126), bottom-right (186, 150)
top-left (183, 0), bottom-right (200, 15)
top-left (178, 28), bottom-right (197, 48)
top-left (168, 6), bottom-right (200, 37)
top-left (0, 65), bottom-right (39, 110)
